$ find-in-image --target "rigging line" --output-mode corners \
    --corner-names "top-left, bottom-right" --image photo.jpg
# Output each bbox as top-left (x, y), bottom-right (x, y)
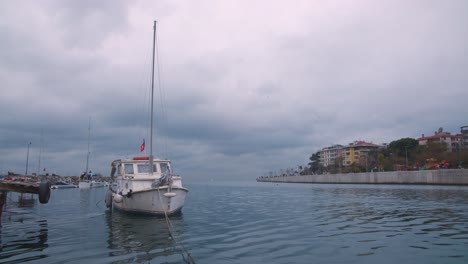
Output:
top-left (145, 46), bottom-right (153, 156)
top-left (132, 32), bottom-right (152, 154)
top-left (95, 199), bottom-right (104, 209)
top-left (155, 24), bottom-right (169, 159)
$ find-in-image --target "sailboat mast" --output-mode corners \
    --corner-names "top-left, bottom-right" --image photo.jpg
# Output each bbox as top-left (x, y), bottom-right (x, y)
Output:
top-left (149, 20), bottom-right (156, 174)
top-left (37, 129), bottom-right (43, 176)
top-left (85, 117), bottom-right (91, 173)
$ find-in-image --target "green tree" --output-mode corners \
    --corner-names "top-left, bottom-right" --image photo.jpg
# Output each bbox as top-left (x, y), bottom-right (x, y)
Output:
top-left (334, 155), bottom-right (343, 173)
top-left (350, 162), bottom-right (365, 173)
top-left (308, 152), bottom-right (320, 173)
top-left (388, 138), bottom-right (419, 166)
top-left (414, 142), bottom-right (448, 165)
top-left (377, 153), bottom-right (385, 171)
top-left (388, 138), bottom-right (419, 157)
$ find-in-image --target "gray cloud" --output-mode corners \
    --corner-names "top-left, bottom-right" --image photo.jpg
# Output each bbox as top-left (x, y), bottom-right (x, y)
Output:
top-left (1, 0), bottom-right (467, 180)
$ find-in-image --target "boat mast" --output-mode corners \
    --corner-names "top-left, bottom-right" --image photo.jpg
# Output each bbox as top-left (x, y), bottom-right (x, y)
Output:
top-left (149, 20), bottom-right (156, 175)
top-left (37, 129), bottom-right (43, 176)
top-left (85, 116), bottom-right (91, 174)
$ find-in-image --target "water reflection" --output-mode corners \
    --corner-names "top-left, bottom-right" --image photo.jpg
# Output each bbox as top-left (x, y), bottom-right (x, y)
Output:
top-left (306, 185), bottom-right (468, 258)
top-left (105, 211), bottom-right (188, 263)
top-left (314, 184), bottom-right (468, 199)
top-left (0, 219), bottom-right (49, 263)
top-left (79, 188), bottom-right (91, 213)
top-left (17, 193), bottom-right (36, 208)
top-left (0, 191), bottom-right (49, 263)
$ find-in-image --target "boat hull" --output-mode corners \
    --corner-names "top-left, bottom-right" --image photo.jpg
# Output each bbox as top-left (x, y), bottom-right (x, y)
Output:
top-left (51, 184), bottom-right (78, 189)
top-left (111, 186), bottom-right (188, 216)
top-left (79, 181), bottom-right (106, 188)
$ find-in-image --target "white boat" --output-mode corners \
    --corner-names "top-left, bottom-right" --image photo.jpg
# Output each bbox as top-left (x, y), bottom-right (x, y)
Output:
top-left (105, 21), bottom-right (188, 216)
top-left (107, 157), bottom-right (188, 215)
top-left (78, 117), bottom-right (106, 188)
top-left (51, 181), bottom-right (78, 189)
top-left (79, 180), bottom-right (106, 189)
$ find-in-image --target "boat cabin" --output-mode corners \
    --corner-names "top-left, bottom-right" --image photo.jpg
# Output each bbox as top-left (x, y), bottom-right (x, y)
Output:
top-left (113, 157), bottom-right (171, 178)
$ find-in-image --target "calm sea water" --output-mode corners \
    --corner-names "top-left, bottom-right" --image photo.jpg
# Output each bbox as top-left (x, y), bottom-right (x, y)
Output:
top-left (1, 181), bottom-right (468, 263)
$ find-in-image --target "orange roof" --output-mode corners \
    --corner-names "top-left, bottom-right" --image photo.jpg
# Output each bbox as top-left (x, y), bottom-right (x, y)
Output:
top-left (417, 133), bottom-right (462, 141)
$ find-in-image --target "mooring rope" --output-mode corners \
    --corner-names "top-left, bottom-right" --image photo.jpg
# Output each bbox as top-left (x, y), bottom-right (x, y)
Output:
top-left (158, 186), bottom-right (195, 264)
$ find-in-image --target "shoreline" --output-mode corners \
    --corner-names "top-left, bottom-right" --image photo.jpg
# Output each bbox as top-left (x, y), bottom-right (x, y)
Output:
top-left (257, 169), bottom-right (468, 186)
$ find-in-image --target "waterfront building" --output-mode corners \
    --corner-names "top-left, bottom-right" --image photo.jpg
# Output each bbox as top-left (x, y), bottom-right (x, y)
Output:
top-left (342, 141), bottom-right (380, 166)
top-left (318, 144), bottom-right (343, 167)
top-left (417, 131), bottom-right (463, 152)
top-left (461, 126), bottom-right (468, 149)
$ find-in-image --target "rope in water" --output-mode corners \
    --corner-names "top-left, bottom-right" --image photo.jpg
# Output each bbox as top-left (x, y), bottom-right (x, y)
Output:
top-left (158, 187), bottom-right (196, 264)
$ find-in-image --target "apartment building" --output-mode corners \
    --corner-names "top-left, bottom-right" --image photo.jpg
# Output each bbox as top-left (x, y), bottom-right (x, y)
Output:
top-left (342, 141), bottom-right (380, 166)
top-left (461, 126), bottom-right (468, 149)
top-left (318, 144), bottom-right (343, 167)
top-left (318, 141), bottom-right (380, 167)
top-left (417, 131), bottom-right (463, 152)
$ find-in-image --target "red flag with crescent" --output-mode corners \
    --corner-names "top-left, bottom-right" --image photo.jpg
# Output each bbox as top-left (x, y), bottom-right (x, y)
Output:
top-left (140, 139), bottom-right (145, 152)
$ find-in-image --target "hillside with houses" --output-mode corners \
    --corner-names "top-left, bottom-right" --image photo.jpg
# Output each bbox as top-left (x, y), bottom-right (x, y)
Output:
top-left (265, 126), bottom-right (468, 178)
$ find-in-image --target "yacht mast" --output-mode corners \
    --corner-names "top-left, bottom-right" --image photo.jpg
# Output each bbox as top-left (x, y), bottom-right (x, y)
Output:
top-left (85, 116), bottom-right (91, 174)
top-left (149, 20), bottom-right (156, 175)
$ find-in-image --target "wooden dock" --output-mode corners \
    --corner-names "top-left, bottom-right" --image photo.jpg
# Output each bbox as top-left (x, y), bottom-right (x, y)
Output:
top-left (0, 180), bottom-right (51, 203)
top-left (0, 179), bottom-right (52, 222)
top-left (0, 181), bottom-right (41, 194)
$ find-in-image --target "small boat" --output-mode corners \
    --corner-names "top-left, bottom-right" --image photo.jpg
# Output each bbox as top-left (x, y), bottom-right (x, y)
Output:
top-left (51, 181), bottom-right (78, 189)
top-left (79, 180), bottom-right (106, 189)
top-left (105, 21), bottom-right (188, 216)
top-left (106, 157), bottom-right (188, 215)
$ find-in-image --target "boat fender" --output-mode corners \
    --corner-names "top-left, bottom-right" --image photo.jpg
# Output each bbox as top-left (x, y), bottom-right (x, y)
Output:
top-left (164, 192), bottom-right (176, 197)
top-left (38, 181), bottom-right (51, 204)
top-left (105, 189), bottom-right (113, 208)
top-left (114, 194), bottom-right (123, 203)
top-left (127, 189), bottom-right (133, 198)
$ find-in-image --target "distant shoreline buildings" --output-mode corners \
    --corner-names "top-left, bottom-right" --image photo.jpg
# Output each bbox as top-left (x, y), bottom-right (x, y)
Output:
top-left (318, 141), bottom-right (382, 168)
top-left (261, 125), bottom-right (468, 178)
top-left (317, 125), bottom-right (468, 169)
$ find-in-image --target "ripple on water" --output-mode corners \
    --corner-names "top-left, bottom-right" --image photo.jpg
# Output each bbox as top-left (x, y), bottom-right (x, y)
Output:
top-left (1, 183), bottom-right (468, 263)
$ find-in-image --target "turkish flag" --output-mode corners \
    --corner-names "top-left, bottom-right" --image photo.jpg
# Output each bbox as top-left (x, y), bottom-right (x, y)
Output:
top-left (140, 139), bottom-right (145, 152)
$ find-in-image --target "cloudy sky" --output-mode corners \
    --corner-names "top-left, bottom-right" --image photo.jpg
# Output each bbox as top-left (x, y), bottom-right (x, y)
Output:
top-left (1, 0), bottom-right (467, 180)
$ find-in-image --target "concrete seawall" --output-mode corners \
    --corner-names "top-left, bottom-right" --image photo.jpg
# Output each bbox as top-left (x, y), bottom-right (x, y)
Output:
top-left (257, 169), bottom-right (468, 185)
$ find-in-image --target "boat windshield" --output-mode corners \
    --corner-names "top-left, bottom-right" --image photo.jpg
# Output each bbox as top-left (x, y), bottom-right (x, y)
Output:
top-left (137, 164), bottom-right (158, 173)
top-left (160, 163), bottom-right (171, 174)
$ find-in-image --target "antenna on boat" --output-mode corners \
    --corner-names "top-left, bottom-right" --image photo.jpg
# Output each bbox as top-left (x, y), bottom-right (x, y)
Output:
top-left (149, 20), bottom-right (157, 175)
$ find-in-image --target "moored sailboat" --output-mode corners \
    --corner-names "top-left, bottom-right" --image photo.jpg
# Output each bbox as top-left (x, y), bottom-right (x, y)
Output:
top-left (105, 21), bottom-right (188, 216)
top-left (79, 117), bottom-right (105, 189)
top-left (107, 156), bottom-right (187, 215)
